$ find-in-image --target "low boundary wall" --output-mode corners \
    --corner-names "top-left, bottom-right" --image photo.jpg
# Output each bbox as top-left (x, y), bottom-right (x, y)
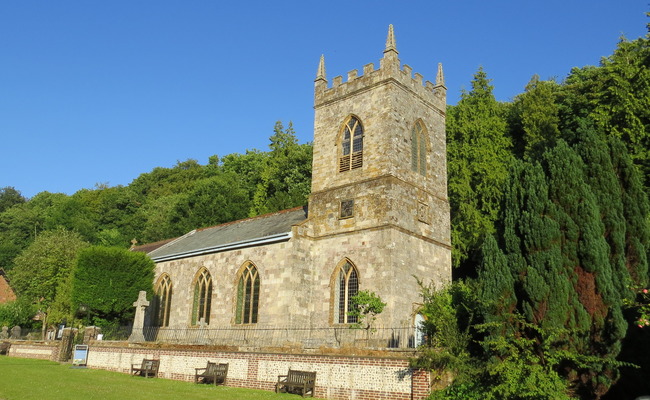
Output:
top-left (7, 341), bottom-right (59, 360)
top-left (5, 341), bottom-right (431, 400)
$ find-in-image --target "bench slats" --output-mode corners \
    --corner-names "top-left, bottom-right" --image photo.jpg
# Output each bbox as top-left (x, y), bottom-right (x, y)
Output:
top-left (195, 361), bottom-right (228, 385)
top-left (276, 369), bottom-right (316, 398)
top-left (130, 358), bottom-right (159, 378)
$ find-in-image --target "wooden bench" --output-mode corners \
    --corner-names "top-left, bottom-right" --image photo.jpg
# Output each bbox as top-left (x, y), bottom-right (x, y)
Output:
top-left (195, 361), bottom-right (228, 385)
top-left (275, 369), bottom-right (317, 398)
top-left (0, 342), bottom-right (10, 355)
top-left (130, 358), bottom-right (159, 378)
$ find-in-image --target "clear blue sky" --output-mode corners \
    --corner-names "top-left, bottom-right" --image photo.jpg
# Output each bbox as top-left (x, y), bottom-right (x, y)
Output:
top-left (1, 1), bottom-right (647, 199)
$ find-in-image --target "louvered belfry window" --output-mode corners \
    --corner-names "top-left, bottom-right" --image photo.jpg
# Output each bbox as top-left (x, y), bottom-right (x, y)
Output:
top-left (339, 116), bottom-right (364, 172)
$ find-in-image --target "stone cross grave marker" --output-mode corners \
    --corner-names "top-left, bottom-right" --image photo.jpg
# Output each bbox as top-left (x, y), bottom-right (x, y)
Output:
top-left (128, 291), bottom-right (149, 343)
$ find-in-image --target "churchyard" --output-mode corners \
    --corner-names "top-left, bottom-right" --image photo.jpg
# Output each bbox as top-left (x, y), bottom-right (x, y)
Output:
top-left (0, 357), bottom-right (324, 400)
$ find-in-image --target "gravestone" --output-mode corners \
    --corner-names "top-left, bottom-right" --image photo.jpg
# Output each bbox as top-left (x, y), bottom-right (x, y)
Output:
top-left (83, 326), bottom-right (101, 343)
top-left (0, 326), bottom-right (8, 339)
top-left (10, 326), bottom-right (21, 339)
top-left (128, 291), bottom-right (149, 343)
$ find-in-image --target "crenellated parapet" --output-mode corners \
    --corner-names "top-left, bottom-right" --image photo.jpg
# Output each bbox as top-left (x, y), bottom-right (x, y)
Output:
top-left (314, 25), bottom-right (446, 113)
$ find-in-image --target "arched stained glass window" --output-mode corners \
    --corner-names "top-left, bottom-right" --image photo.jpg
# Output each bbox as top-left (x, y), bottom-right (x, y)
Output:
top-left (333, 260), bottom-right (359, 324)
top-left (411, 120), bottom-right (427, 175)
top-left (236, 263), bottom-right (260, 324)
top-left (191, 268), bottom-right (212, 326)
top-left (339, 116), bottom-right (364, 172)
top-left (153, 274), bottom-right (172, 327)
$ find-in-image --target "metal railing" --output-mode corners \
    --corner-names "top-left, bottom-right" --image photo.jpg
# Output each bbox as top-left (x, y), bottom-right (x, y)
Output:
top-left (98, 325), bottom-right (425, 350)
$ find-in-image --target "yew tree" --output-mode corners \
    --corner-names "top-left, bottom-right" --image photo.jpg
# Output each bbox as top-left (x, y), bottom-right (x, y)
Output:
top-left (71, 246), bottom-right (154, 325)
top-left (447, 67), bottom-right (513, 267)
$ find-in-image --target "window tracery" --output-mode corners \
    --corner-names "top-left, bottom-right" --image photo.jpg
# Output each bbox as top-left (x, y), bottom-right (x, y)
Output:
top-left (236, 262), bottom-right (260, 324)
top-left (333, 260), bottom-right (359, 324)
top-left (154, 274), bottom-right (172, 327)
top-left (191, 268), bottom-right (212, 326)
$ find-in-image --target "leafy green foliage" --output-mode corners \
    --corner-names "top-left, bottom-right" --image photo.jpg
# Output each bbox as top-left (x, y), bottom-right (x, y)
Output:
top-left (251, 121), bottom-right (312, 216)
top-left (475, 317), bottom-right (572, 400)
top-left (410, 281), bottom-right (476, 381)
top-left (8, 229), bottom-right (89, 323)
top-left (0, 298), bottom-right (37, 328)
top-left (347, 290), bottom-right (386, 332)
top-left (71, 246), bottom-right (154, 325)
top-left (559, 32), bottom-right (650, 186)
top-left (509, 75), bottom-right (561, 160)
top-left (171, 172), bottom-right (251, 232)
top-left (0, 187), bottom-right (26, 214)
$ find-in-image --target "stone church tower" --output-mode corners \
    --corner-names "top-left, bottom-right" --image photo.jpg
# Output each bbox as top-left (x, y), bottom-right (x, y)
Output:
top-left (298, 25), bottom-right (451, 329)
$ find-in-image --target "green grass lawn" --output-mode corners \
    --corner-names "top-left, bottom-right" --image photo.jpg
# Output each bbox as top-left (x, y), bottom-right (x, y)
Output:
top-left (0, 357), bottom-right (324, 400)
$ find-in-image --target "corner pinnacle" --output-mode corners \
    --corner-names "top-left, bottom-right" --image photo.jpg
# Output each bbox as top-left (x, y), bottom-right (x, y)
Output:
top-left (384, 24), bottom-right (398, 54)
top-left (316, 54), bottom-right (327, 82)
top-left (435, 63), bottom-right (446, 88)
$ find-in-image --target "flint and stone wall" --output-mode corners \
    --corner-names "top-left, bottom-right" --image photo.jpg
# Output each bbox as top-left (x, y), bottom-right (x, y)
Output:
top-left (85, 343), bottom-right (431, 400)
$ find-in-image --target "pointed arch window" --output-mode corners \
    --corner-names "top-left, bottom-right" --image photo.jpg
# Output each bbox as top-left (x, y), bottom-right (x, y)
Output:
top-left (411, 120), bottom-right (427, 175)
top-left (236, 263), bottom-right (260, 324)
top-left (333, 260), bottom-right (359, 324)
top-left (339, 116), bottom-right (364, 172)
top-left (191, 268), bottom-right (212, 326)
top-left (153, 274), bottom-right (173, 327)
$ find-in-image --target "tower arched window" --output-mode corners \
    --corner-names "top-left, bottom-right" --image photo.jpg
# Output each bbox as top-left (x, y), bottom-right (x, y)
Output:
top-left (191, 268), bottom-right (212, 326)
top-left (153, 274), bottom-right (173, 327)
top-left (236, 262), bottom-right (260, 324)
top-left (411, 120), bottom-right (427, 175)
top-left (339, 116), bottom-right (364, 172)
top-left (333, 260), bottom-right (359, 324)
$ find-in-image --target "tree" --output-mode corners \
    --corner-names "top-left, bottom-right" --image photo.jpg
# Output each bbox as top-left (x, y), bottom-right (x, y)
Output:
top-left (509, 75), bottom-right (561, 160)
top-left (476, 139), bottom-right (642, 398)
top-left (348, 290), bottom-right (386, 332)
top-left (0, 187), bottom-right (26, 214)
top-left (135, 194), bottom-right (186, 243)
top-left (0, 191), bottom-right (68, 270)
top-left (447, 67), bottom-right (513, 268)
top-left (170, 172), bottom-right (251, 232)
top-left (0, 298), bottom-right (37, 328)
top-left (220, 149), bottom-right (267, 202)
top-left (71, 246), bottom-right (154, 325)
top-left (559, 31), bottom-right (650, 186)
top-left (8, 229), bottom-right (89, 327)
top-left (251, 121), bottom-right (312, 215)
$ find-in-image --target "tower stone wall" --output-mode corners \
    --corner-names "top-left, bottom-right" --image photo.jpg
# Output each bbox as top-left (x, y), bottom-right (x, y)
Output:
top-left (302, 25), bottom-right (451, 327)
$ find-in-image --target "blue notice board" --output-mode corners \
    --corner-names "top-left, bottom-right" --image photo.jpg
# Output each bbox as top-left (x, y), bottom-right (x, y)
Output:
top-left (73, 344), bottom-right (89, 366)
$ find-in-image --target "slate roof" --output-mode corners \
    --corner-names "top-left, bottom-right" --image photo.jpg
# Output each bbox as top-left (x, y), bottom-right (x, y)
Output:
top-left (148, 206), bottom-right (308, 262)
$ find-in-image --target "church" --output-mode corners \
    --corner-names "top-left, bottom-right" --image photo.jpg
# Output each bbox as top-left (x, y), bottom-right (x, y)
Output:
top-left (143, 26), bottom-right (451, 347)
